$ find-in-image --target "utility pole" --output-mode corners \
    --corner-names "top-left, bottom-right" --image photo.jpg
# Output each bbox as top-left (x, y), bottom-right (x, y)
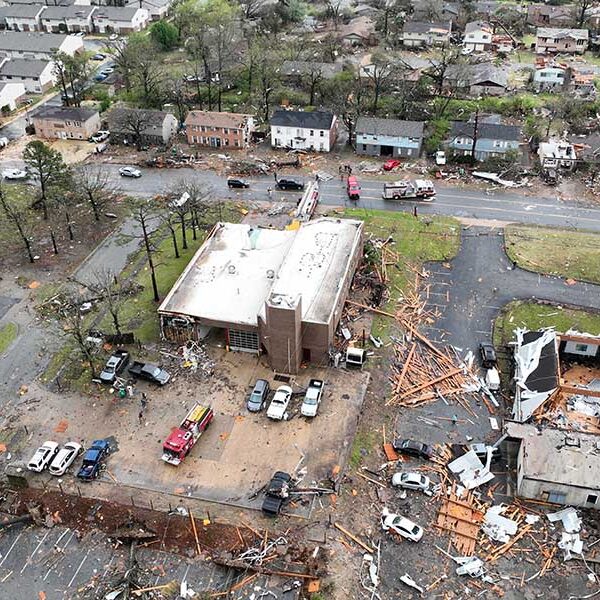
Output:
top-left (470, 107), bottom-right (479, 162)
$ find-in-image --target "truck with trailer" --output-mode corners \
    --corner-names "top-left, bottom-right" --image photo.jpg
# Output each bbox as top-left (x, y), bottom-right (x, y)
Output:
top-left (162, 403), bottom-right (214, 465)
top-left (382, 179), bottom-right (436, 201)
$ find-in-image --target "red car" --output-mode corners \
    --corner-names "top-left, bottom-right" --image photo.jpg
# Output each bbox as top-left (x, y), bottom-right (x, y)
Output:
top-left (383, 159), bottom-right (402, 171)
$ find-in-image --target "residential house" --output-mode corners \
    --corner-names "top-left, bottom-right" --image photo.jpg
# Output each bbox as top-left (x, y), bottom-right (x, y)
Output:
top-left (589, 7), bottom-right (600, 30)
top-left (401, 21), bottom-right (452, 48)
top-left (184, 110), bottom-right (255, 149)
top-left (570, 68), bottom-right (596, 97)
top-left (32, 106), bottom-right (100, 139)
top-left (463, 20), bottom-right (493, 52)
top-left (444, 63), bottom-right (507, 96)
top-left (270, 110), bottom-right (338, 152)
top-left (108, 107), bottom-right (178, 146)
top-left (0, 81), bottom-right (25, 111)
top-left (505, 421), bottom-right (600, 509)
top-left (0, 58), bottom-right (55, 93)
top-left (92, 7), bottom-right (149, 34)
top-left (355, 117), bottom-right (424, 158)
top-left (136, 0), bottom-right (171, 21)
top-left (41, 6), bottom-right (96, 33)
top-left (527, 4), bottom-right (574, 27)
top-left (337, 16), bottom-right (375, 46)
top-left (0, 4), bottom-right (45, 32)
top-left (280, 61), bottom-right (343, 82)
top-left (359, 53), bottom-right (430, 82)
top-left (447, 116), bottom-right (522, 161)
top-left (535, 27), bottom-right (589, 54)
top-left (533, 63), bottom-right (569, 91)
top-left (0, 32), bottom-right (83, 59)
top-left (538, 139), bottom-right (577, 171)
top-left (411, 0), bottom-right (459, 22)
top-left (567, 132), bottom-right (600, 160)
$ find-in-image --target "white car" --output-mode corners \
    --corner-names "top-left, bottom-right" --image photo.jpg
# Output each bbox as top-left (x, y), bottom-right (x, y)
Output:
top-left (49, 442), bottom-right (82, 476)
top-left (91, 130), bottom-right (110, 143)
top-left (435, 151), bottom-right (446, 166)
top-left (300, 378), bottom-right (324, 418)
top-left (119, 167), bottom-right (142, 178)
top-left (391, 471), bottom-right (431, 492)
top-left (3, 168), bottom-right (28, 180)
top-left (27, 441), bottom-right (59, 472)
top-left (381, 507), bottom-right (424, 542)
top-left (109, 33), bottom-right (119, 41)
top-left (266, 385), bottom-right (293, 420)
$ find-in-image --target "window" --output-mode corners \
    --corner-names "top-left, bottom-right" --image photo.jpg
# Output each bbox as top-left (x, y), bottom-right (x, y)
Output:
top-left (362, 144), bottom-right (367, 151)
top-left (575, 343), bottom-right (589, 352)
top-left (223, 128), bottom-right (228, 134)
top-left (586, 494), bottom-right (598, 505)
top-left (234, 140), bottom-right (239, 147)
top-left (546, 491), bottom-right (567, 504)
top-left (320, 131), bottom-right (324, 137)
top-left (224, 138), bottom-right (229, 146)
top-left (310, 130), bottom-right (314, 136)
top-left (577, 39), bottom-right (585, 45)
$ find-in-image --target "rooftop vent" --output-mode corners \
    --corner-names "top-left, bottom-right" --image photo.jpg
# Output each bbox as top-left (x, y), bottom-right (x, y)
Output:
top-left (228, 265), bottom-right (236, 274)
top-left (266, 269), bottom-right (275, 279)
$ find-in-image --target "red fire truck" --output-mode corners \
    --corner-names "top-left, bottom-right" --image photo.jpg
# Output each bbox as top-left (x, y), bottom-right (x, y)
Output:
top-left (162, 403), bottom-right (214, 465)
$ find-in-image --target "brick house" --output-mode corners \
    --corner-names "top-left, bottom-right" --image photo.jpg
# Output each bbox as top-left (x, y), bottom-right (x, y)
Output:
top-left (184, 110), bottom-right (255, 149)
top-left (32, 106), bottom-right (101, 140)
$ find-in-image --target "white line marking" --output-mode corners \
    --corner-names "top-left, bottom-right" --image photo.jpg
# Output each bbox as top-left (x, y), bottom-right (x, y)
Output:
top-left (43, 529), bottom-right (72, 582)
top-left (20, 529), bottom-right (51, 574)
top-left (67, 548), bottom-right (91, 588)
top-left (0, 531), bottom-right (23, 568)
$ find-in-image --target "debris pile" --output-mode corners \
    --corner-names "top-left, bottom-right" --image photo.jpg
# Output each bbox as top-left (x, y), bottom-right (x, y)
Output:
top-left (160, 341), bottom-right (215, 378)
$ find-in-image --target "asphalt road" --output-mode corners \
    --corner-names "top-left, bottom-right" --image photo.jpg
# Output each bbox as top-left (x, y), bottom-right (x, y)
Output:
top-left (101, 164), bottom-right (600, 230)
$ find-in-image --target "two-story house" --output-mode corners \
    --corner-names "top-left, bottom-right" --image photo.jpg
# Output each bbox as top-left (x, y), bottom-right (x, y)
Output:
top-left (92, 7), bottom-right (149, 34)
top-left (0, 81), bottom-right (26, 112)
top-left (444, 63), bottom-right (507, 96)
top-left (108, 107), bottom-right (178, 146)
top-left (463, 21), bottom-right (493, 52)
top-left (447, 116), bottom-right (522, 161)
top-left (0, 4), bottom-right (46, 32)
top-left (355, 117), bottom-right (424, 158)
top-left (42, 6), bottom-right (97, 34)
top-left (0, 58), bottom-right (56, 93)
top-left (185, 110), bottom-right (255, 148)
top-left (32, 106), bottom-right (101, 140)
top-left (527, 4), bottom-right (574, 27)
top-left (536, 28), bottom-right (589, 54)
top-left (0, 32), bottom-right (84, 60)
top-left (401, 21), bottom-right (452, 48)
top-left (533, 60), bottom-right (569, 92)
top-left (270, 110), bottom-right (338, 153)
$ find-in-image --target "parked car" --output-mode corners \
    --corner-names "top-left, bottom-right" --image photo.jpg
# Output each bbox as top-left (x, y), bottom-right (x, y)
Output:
top-left (391, 471), bottom-right (431, 492)
top-left (392, 438), bottom-right (433, 460)
top-left (381, 508), bottom-right (424, 542)
top-left (119, 166), bottom-right (142, 178)
top-left (91, 130), bottom-right (110, 143)
top-left (109, 33), bottom-right (119, 41)
top-left (27, 441), bottom-right (59, 472)
top-left (92, 53), bottom-right (106, 61)
top-left (49, 442), bottom-right (82, 476)
top-left (485, 367), bottom-right (500, 391)
top-left (300, 378), bottom-right (324, 418)
top-left (183, 74), bottom-right (204, 83)
top-left (383, 158), bottom-right (402, 171)
top-left (3, 168), bottom-right (28, 180)
top-left (276, 178), bottom-right (304, 191)
top-left (227, 178), bottom-right (250, 189)
top-left (479, 342), bottom-right (497, 368)
top-left (247, 378), bottom-right (270, 412)
top-left (128, 361), bottom-right (170, 385)
top-left (99, 349), bottom-right (130, 384)
top-left (77, 439), bottom-right (110, 481)
top-left (262, 471), bottom-right (292, 516)
top-left (266, 385), bottom-right (293, 420)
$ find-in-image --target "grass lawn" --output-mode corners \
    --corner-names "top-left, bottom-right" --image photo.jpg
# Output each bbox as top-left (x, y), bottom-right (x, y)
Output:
top-left (493, 300), bottom-right (600, 346)
top-left (505, 224), bottom-right (600, 284)
top-left (344, 208), bottom-right (461, 337)
top-left (0, 322), bottom-right (18, 354)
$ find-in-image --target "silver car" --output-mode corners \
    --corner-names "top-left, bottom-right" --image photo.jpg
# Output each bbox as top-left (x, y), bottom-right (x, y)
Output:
top-left (391, 471), bottom-right (431, 492)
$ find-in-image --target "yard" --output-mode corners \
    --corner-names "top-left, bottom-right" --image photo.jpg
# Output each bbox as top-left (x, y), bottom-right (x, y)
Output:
top-left (505, 224), bottom-right (600, 284)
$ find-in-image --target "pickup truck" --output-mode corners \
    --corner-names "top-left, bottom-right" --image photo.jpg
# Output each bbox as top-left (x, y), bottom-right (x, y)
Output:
top-left (128, 361), bottom-right (170, 385)
top-left (77, 439), bottom-right (110, 481)
top-left (300, 379), bottom-right (324, 417)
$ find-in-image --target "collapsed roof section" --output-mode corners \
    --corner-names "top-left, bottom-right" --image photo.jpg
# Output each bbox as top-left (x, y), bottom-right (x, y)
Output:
top-left (512, 328), bottom-right (559, 422)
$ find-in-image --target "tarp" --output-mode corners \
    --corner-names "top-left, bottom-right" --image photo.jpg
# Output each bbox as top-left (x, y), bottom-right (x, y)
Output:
top-left (448, 448), bottom-right (495, 489)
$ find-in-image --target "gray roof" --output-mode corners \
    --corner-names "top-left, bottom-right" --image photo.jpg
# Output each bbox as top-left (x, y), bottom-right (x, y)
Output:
top-left (403, 20), bottom-right (451, 34)
top-left (93, 6), bottom-right (142, 20)
top-left (356, 117), bottom-right (424, 138)
top-left (0, 4), bottom-right (45, 18)
top-left (0, 31), bottom-right (68, 53)
top-left (42, 5), bottom-right (96, 20)
top-left (450, 120), bottom-right (522, 142)
top-left (465, 20), bottom-right (491, 33)
top-left (446, 62), bottom-right (507, 87)
top-left (108, 107), bottom-right (174, 132)
top-left (537, 27), bottom-right (589, 41)
top-left (280, 61), bottom-right (343, 80)
top-left (0, 58), bottom-right (50, 78)
top-left (270, 109), bottom-right (335, 130)
top-left (33, 106), bottom-right (98, 122)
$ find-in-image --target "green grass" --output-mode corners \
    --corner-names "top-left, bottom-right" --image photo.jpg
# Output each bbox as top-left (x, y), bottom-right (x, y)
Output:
top-left (505, 224), bottom-right (600, 284)
top-left (345, 209), bottom-right (460, 337)
top-left (40, 342), bottom-right (74, 383)
top-left (0, 322), bottom-right (18, 354)
top-left (493, 301), bottom-right (600, 346)
top-left (349, 431), bottom-right (377, 469)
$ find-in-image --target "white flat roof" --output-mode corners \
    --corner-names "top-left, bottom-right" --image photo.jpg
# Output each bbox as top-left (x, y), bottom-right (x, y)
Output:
top-left (159, 218), bottom-right (363, 327)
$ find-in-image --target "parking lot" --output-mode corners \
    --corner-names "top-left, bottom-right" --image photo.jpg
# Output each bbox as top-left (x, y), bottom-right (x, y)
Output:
top-left (11, 348), bottom-right (369, 514)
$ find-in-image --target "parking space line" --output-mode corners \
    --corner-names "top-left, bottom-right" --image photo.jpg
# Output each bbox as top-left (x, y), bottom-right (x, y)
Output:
top-left (101, 554), bottom-right (115, 580)
top-left (483, 305), bottom-right (503, 310)
top-left (67, 547), bottom-right (91, 589)
top-left (43, 529), bottom-right (73, 582)
top-left (476, 330), bottom-right (492, 336)
top-left (20, 529), bottom-right (52, 574)
top-left (425, 290), bottom-right (449, 297)
top-left (0, 531), bottom-right (23, 568)
top-left (426, 302), bottom-right (448, 309)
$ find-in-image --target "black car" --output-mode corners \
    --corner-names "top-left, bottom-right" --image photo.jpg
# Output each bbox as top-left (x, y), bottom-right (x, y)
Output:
top-left (479, 342), bottom-right (497, 368)
top-left (261, 471), bottom-right (292, 516)
top-left (276, 178), bottom-right (304, 191)
top-left (227, 178), bottom-right (250, 189)
top-left (392, 438), bottom-right (433, 460)
top-left (247, 378), bottom-right (270, 412)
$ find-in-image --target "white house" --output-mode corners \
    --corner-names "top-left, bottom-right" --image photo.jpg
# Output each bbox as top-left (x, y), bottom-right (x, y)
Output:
top-left (0, 32), bottom-right (84, 60)
top-left (401, 21), bottom-right (452, 48)
top-left (138, 0), bottom-right (171, 21)
top-left (0, 4), bottom-right (46, 32)
top-left (533, 65), bottom-right (568, 91)
top-left (463, 20), bottom-right (493, 52)
top-left (41, 6), bottom-right (97, 34)
top-left (0, 58), bottom-right (56, 93)
top-left (0, 81), bottom-right (26, 112)
top-left (270, 109), bottom-right (338, 153)
top-left (92, 7), bottom-right (149, 34)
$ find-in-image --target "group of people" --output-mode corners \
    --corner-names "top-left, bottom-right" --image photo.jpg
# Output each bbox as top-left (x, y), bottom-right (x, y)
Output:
top-left (339, 164), bottom-right (353, 180)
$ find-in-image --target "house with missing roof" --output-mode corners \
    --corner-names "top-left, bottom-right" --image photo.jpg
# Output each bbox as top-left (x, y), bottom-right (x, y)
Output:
top-left (444, 62), bottom-right (507, 96)
top-left (462, 20), bottom-right (493, 52)
top-left (355, 117), bottom-right (425, 158)
top-left (536, 27), bottom-right (589, 54)
top-left (158, 218), bottom-right (364, 374)
top-left (401, 21), bottom-right (452, 48)
top-left (185, 110), bottom-right (255, 149)
top-left (0, 58), bottom-right (56, 93)
top-left (270, 109), bottom-right (338, 152)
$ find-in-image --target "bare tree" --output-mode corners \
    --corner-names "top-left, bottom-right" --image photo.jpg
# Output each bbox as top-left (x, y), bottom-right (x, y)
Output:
top-left (93, 269), bottom-right (127, 336)
top-left (130, 200), bottom-right (160, 303)
top-left (161, 211), bottom-right (180, 258)
top-left (573, 0), bottom-right (593, 27)
top-left (169, 179), bottom-right (212, 248)
top-left (0, 184), bottom-right (35, 263)
top-left (58, 301), bottom-right (98, 378)
top-left (112, 109), bottom-right (152, 151)
top-left (241, 0), bottom-right (266, 19)
top-left (363, 53), bottom-right (397, 112)
top-left (74, 165), bottom-right (117, 221)
top-left (325, 0), bottom-right (344, 30)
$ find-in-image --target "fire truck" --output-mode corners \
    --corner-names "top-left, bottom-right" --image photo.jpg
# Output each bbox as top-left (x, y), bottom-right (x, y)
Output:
top-left (162, 403), bottom-right (214, 465)
top-left (382, 179), bottom-right (436, 201)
